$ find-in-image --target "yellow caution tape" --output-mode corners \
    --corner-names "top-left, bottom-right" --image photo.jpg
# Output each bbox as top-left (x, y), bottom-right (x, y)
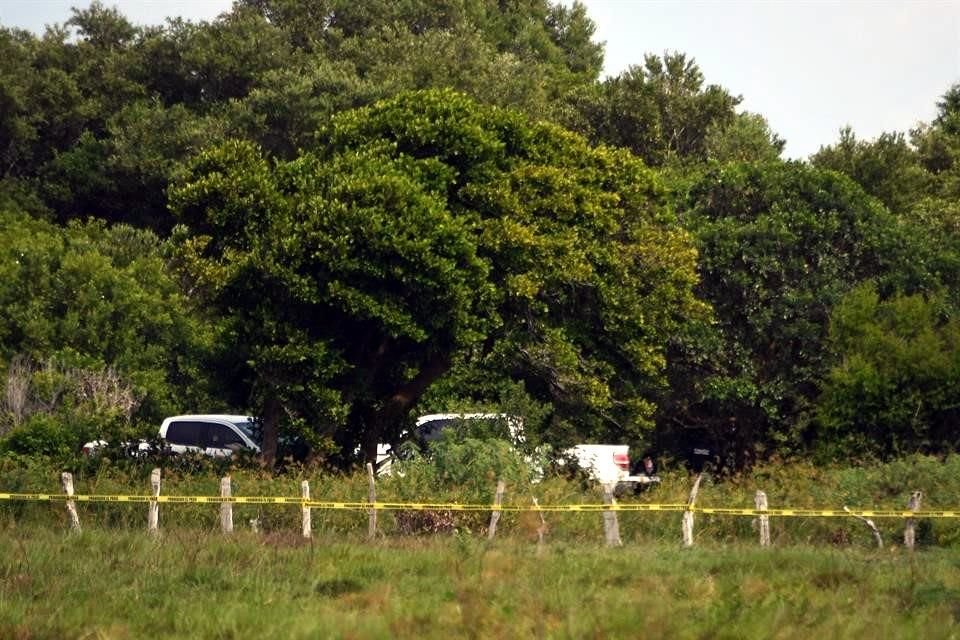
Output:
top-left (1, 492), bottom-right (958, 518)
top-left (695, 507), bottom-right (960, 518)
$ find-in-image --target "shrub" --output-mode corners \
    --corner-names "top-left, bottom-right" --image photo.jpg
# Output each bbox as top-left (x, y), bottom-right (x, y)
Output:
top-left (817, 283), bottom-right (960, 458)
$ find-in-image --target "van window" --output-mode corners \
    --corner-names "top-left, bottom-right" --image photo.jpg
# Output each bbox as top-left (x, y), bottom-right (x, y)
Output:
top-left (230, 419), bottom-right (262, 447)
top-left (209, 423), bottom-right (245, 448)
top-left (416, 416), bottom-right (511, 442)
top-left (417, 418), bottom-right (455, 442)
top-left (166, 421), bottom-right (206, 447)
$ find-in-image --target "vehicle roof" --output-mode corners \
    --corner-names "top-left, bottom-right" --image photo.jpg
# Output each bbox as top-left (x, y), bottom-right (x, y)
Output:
top-left (163, 415), bottom-right (255, 422)
top-left (415, 413), bottom-right (514, 426)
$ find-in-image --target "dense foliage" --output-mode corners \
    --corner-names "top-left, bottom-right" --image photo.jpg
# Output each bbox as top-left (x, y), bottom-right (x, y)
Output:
top-left (660, 162), bottom-right (934, 467)
top-left (817, 284), bottom-right (960, 458)
top-left (0, 210), bottom-right (219, 458)
top-left (168, 89), bottom-right (705, 463)
top-left (2, 0), bottom-right (959, 468)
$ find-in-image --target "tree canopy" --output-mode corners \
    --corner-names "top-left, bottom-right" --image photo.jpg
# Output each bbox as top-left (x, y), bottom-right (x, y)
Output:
top-left (169, 89), bottom-right (705, 464)
top-left (2, 1), bottom-right (960, 469)
top-left (0, 207), bottom-right (218, 454)
top-left (817, 283), bottom-right (960, 458)
top-left (661, 161), bottom-right (931, 466)
top-left (571, 52), bottom-right (752, 167)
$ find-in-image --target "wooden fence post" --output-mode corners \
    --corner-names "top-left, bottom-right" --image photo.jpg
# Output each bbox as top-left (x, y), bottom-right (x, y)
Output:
top-left (60, 472), bottom-right (80, 532)
top-left (487, 480), bottom-right (506, 540)
top-left (904, 490), bottom-right (922, 550)
top-left (532, 496), bottom-right (547, 554)
top-left (601, 483), bottom-right (622, 547)
top-left (682, 473), bottom-right (704, 547)
top-left (148, 468), bottom-right (161, 536)
top-left (366, 463), bottom-right (377, 540)
top-left (301, 481), bottom-right (312, 539)
top-left (220, 476), bottom-right (233, 534)
top-left (755, 490), bottom-right (770, 547)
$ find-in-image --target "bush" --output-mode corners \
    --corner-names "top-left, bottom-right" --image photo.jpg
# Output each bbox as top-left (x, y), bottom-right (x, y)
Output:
top-left (429, 434), bottom-right (539, 493)
top-left (0, 413), bottom-right (107, 460)
top-left (817, 283), bottom-right (960, 458)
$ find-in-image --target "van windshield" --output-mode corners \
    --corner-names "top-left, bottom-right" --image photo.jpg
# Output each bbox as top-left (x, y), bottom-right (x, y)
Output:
top-left (417, 416), bottom-right (512, 442)
top-left (231, 420), bottom-right (262, 447)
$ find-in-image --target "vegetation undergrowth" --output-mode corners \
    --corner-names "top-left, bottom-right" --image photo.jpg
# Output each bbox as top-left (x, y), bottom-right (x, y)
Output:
top-left (3, 454), bottom-right (960, 549)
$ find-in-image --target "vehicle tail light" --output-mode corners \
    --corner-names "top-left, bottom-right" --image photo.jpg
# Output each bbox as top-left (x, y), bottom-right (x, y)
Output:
top-left (613, 452), bottom-right (630, 471)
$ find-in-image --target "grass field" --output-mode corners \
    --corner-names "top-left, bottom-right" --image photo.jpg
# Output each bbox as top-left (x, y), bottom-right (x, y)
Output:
top-left (2, 525), bottom-right (959, 639)
top-left (3, 455), bottom-right (960, 638)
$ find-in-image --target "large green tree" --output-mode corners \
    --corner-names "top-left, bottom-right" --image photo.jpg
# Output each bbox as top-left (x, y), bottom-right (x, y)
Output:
top-left (811, 86), bottom-right (960, 312)
top-left (0, 208), bottom-right (217, 447)
top-left (572, 52), bottom-right (743, 166)
top-left (817, 283), bottom-right (960, 458)
top-left (237, 0), bottom-right (603, 79)
top-left (3, 1), bottom-right (604, 231)
top-left (170, 89), bottom-right (705, 465)
top-left (661, 162), bottom-right (929, 467)
top-left (811, 127), bottom-right (930, 214)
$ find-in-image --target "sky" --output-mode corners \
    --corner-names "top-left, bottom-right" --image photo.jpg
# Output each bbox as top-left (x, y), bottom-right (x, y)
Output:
top-left (2, 0), bottom-right (958, 159)
top-left (582, 0), bottom-right (960, 158)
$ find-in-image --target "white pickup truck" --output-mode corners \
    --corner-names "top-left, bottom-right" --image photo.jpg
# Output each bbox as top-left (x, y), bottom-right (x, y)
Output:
top-left (82, 415), bottom-right (261, 458)
top-left (563, 443), bottom-right (659, 490)
top-left (376, 413), bottom-right (659, 491)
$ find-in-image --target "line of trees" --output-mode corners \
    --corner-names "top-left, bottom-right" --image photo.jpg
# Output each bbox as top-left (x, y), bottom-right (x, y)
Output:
top-left (2, 1), bottom-right (959, 469)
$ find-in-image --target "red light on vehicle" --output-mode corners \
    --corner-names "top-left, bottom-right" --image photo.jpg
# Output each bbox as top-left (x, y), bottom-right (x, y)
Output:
top-left (613, 452), bottom-right (630, 470)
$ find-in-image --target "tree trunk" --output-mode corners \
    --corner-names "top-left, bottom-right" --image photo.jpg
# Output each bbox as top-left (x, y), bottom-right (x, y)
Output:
top-left (362, 353), bottom-right (451, 463)
top-left (361, 418), bottom-right (379, 468)
top-left (261, 396), bottom-right (281, 468)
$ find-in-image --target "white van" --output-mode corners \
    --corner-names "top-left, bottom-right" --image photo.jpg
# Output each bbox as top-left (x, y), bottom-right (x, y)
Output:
top-left (159, 415), bottom-right (261, 457)
top-left (375, 413), bottom-right (522, 476)
top-left (376, 413), bottom-right (659, 490)
top-left (83, 414), bottom-right (261, 458)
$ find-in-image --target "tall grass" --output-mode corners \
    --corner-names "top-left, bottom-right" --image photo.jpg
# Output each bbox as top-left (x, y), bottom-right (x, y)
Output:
top-left (2, 454), bottom-right (960, 547)
top-left (1, 526), bottom-right (958, 639)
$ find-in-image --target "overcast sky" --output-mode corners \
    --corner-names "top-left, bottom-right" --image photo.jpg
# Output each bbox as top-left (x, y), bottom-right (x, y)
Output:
top-left (3, 0), bottom-right (958, 159)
